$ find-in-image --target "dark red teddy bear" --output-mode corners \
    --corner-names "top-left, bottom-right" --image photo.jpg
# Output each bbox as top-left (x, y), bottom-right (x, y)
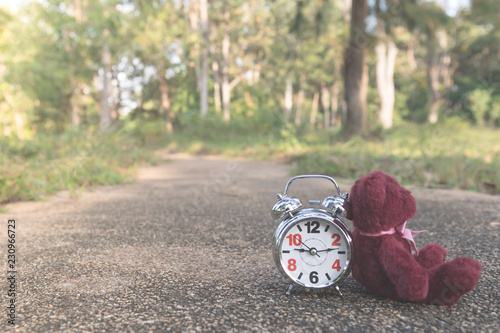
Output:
top-left (344, 171), bottom-right (481, 305)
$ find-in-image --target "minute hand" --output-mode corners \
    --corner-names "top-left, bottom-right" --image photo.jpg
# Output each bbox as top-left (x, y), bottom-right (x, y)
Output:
top-left (316, 248), bottom-right (339, 253)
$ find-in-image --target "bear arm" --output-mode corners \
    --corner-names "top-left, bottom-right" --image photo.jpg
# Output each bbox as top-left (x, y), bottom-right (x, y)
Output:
top-left (379, 237), bottom-right (429, 301)
top-left (414, 243), bottom-right (447, 269)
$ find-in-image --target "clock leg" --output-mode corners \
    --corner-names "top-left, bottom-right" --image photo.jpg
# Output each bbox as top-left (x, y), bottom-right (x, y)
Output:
top-left (335, 285), bottom-right (343, 297)
top-left (285, 284), bottom-right (294, 296)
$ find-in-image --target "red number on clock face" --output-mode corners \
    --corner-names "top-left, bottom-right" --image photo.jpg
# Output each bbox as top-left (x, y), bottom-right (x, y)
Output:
top-left (331, 233), bottom-right (341, 246)
top-left (332, 259), bottom-right (341, 271)
top-left (286, 233), bottom-right (302, 246)
top-left (288, 259), bottom-right (297, 271)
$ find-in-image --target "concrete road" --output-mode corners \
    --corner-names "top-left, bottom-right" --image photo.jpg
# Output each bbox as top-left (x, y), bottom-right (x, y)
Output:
top-left (1, 155), bottom-right (499, 332)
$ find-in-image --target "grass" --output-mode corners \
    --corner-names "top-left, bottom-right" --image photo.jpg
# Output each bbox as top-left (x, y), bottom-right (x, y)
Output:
top-left (0, 125), bottom-right (164, 204)
top-left (1, 117), bottom-right (499, 205)
top-left (164, 118), bottom-right (500, 194)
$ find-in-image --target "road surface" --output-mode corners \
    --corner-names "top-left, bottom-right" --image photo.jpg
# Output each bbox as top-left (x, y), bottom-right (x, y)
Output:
top-left (1, 154), bottom-right (499, 332)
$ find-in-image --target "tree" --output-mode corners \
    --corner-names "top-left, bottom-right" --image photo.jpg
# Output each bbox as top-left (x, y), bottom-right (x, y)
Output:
top-left (130, 0), bottom-right (186, 133)
top-left (344, 0), bottom-right (368, 136)
top-left (199, 0), bottom-right (209, 117)
top-left (403, 1), bottom-right (450, 124)
top-left (375, 0), bottom-right (398, 129)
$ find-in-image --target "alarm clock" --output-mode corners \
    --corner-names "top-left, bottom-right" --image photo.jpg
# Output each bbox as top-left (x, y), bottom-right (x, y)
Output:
top-left (271, 175), bottom-right (353, 295)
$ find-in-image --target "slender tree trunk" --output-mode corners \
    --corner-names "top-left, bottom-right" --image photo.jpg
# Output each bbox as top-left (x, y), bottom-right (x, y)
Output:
top-left (221, 9), bottom-right (231, 122)
top-left (100, 29), bottom-right (111, 131)
top-left (212, 59), bottom-right (222, 113)
top-left (63, 0), bottom-right (86, 130)
top-left (321, 83), bottom-right (330, 129)
top-left (63, 30), bottom-right (80, 130)
top-left (188, 1), bottom-right (201, 92)
top-left (331, 79), bottom-right (340, 127)
top-left (284, 76), bottom-right (293, 122)
top-left (69, 74), bottom-right (81, 130)
top-left (199, 0), bottom-right (209, 117)
top-left (344, 0), bottom-right (368, 136)
top-left (159, 72), bottom-right (173, 134)
top-left (110, 69), bottom-right (121, 123)
top-left (376, 36), bottom-right (398, 129)
top-left (427, 22), bottom-right (441, 124)
top-left (439, 31), bottom-right (453, 107)
top-left (310, 91), bottom-right (320, 129)
top-left (295, 75), bottom-right (305, 126)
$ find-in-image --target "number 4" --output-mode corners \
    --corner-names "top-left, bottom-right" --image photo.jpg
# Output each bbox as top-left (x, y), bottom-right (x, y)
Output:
top-left (332, 259), bottom-right (341, 271)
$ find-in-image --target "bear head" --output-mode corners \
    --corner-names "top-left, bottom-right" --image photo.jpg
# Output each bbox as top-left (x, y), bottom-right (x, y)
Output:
top-left (345, 171), bottom-right (417, 233)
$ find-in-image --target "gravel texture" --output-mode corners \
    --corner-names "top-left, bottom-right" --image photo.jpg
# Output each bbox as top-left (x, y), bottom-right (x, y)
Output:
top-left (1, 154), bottom-right (499, 332)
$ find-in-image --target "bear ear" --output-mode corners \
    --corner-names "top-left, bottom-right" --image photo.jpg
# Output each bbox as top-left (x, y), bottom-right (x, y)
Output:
top-left (363, 172), bottom-right (388, 209)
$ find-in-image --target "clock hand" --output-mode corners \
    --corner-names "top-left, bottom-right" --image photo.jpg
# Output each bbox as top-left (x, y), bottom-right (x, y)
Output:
top-left (292, 235), bottom-right (321, 258)
top-left (316, 248), bottom-right (339, 253)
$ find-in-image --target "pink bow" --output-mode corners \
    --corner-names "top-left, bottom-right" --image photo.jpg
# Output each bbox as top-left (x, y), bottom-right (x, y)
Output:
top-left (359, 221), bottom-right (426, 254)
top-left (395, 221), bottom-right (426, 254)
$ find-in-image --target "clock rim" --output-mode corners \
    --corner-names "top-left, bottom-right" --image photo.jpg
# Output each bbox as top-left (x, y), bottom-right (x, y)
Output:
top-left (272, 208), bottom-right (354, 289)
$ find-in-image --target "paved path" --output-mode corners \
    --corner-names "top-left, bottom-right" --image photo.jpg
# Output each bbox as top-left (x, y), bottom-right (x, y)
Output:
top-left (1, 155), bottom-right (499, 332)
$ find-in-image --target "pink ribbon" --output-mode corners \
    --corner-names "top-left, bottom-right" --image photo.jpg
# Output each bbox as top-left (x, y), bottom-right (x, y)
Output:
top-left (359, 221), bottom-right (426, 254)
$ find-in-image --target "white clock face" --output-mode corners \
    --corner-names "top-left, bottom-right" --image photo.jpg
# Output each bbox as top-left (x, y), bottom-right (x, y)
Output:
top-left (279, 217), bottom-right (351, 288)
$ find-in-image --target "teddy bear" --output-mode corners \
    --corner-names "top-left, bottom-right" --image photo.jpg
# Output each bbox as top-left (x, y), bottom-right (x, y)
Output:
top-left (343, 170), bottom-right (481, 305)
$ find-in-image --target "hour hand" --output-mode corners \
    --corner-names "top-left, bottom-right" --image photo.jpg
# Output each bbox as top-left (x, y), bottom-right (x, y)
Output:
top-left (316, 248), bottom-right (339, 253)
top-left (293, 248), bottom-right (308, 252)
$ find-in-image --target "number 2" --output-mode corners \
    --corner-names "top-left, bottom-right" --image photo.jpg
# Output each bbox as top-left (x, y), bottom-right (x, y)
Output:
top-left (331, 233), bottom-right (341, 246)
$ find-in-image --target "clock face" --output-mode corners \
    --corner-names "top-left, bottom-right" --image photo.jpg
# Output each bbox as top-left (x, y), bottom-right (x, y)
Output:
top-left (278, 217), bottom-right (351, 288)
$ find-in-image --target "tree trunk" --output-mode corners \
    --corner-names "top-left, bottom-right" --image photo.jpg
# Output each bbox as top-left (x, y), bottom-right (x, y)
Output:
top-left (188, 1), bottom-right (201, 94)
top-left (110, 69), bottom-right (121, 123)
top-left (331, 79), bottom-right (340, 127)
top-left (99, 28), bottom-right (111, 132)
top-left (63, 0), bottom-right (86, 130)
top-left (344, 0), bottom-right (368, 136)
top-left (63, 30), bottom-right (80, 129)
top-left (439, 31), bottom-right (453, 107)
top-left (427, 22), bottom-right (441, 124)
top-left (199, 0), bottom-right (209, 117)
top-left (375, 35), bottom-right (398, 129)
top-left (159, 71), bottom-right (173, 134)
top-left (295, 75), bottom-right (305, 126)
top-left (212, 59), bottom-right (222, 113)
top-left (221, 9), bottom-right (231, 122)
top-left (310, 91), bottom-right (319, 129)
top-left (321, 83), bottom-right (330, 129)
top-left (283, 76), bottom-right (293, 122)
top-left (68, 74), bottom-right (81, 130)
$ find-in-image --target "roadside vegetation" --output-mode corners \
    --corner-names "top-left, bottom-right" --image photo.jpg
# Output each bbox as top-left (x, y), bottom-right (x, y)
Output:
top-left (2, 116), bottom-right (498, 204)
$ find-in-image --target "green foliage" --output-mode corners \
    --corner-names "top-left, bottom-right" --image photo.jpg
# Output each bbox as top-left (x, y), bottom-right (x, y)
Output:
top-left (158, 119), bottom-right (500, 194)
top-left (0, 128), bottom-right (158, 203)
top-left (468, 89), bottom-right (490, 126)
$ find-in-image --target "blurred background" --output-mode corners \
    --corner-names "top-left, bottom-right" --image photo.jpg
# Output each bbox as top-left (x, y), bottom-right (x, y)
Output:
top-left (0, 0), bottom-right (499, 204)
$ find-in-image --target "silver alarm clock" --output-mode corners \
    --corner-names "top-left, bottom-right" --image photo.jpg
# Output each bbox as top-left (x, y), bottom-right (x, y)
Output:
top-left (271, 175), bottom-right (353, 295)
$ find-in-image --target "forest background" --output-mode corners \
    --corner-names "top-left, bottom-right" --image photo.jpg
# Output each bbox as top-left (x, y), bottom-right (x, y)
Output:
top-left (1, 0), bottom-right (499, 204)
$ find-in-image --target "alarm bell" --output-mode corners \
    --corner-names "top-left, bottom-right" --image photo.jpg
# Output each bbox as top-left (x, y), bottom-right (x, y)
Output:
top-left (271, 195), bottom-right (302, 220)
top-left (321, 193), bottom-right (349, 218)
top-left (271, 175), bottom-right (348, 220)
